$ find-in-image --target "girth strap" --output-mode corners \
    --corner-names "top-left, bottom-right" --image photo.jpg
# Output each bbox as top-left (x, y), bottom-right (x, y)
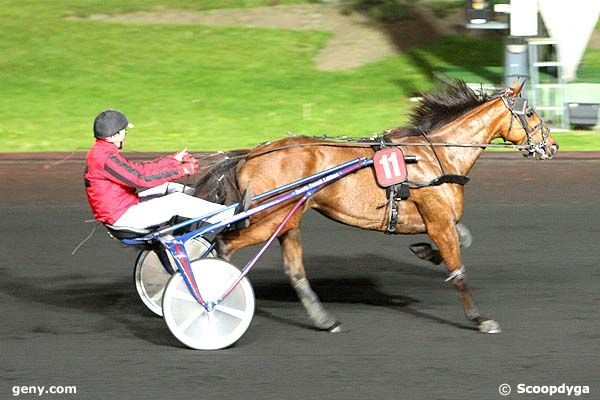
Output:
top-left (386, 189), bottom-right (398, 235)
top-left (383, 174), bottom-right (468, 234)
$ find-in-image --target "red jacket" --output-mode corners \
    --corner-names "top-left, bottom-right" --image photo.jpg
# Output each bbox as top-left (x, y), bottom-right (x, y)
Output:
top-left (84, 140), bottom-right (189, 224)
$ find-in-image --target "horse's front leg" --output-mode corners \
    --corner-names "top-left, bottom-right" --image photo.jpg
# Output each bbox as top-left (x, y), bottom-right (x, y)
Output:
top-left (409, 222), bottom-right (472, 265)
top-left (279, 228), bottom-right (341, 332)
top-left (425, 217), bottom-right (501, 334)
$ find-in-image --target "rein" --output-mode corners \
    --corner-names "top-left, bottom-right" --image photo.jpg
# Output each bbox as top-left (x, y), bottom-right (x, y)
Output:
top-left (212, 139), bottom-right (529, 163)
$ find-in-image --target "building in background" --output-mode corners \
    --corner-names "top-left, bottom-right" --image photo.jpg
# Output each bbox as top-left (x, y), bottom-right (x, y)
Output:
top-left (465, 0), bottom-right (599, 128)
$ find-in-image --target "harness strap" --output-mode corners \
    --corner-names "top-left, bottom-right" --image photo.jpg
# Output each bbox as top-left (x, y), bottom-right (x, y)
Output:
top-left (372, 136), bottom-right (469, 232)
top-left (372, 136), bottom-right (410, 234)
top-left (409, 174), bottom-right (470, 188)
top-left (386, 186), bottom-right (399, 234)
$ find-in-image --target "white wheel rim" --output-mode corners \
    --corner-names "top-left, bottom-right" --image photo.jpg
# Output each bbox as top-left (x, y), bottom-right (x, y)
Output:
top-left (162, 258), bottom-right (255, 350)
top-left (134, 237), bottom-right (215, 317)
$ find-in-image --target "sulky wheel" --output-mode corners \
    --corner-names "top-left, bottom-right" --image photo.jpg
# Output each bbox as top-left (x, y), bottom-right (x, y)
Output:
top-left (134, 237), bottom-right (215, 317)
top-left (162, 258), bottom-right (255, 350)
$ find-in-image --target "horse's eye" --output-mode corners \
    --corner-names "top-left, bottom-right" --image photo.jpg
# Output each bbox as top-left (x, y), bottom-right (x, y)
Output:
top-left (526, 108), bottom-right (534, 118)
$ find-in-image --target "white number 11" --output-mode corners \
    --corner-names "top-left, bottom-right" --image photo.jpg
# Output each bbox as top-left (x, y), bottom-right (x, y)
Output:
top-left (378, 151), bottom-right (402, 179)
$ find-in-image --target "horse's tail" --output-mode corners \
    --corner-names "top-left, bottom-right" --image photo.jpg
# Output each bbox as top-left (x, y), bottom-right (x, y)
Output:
top-left (194, 149), bottom-right (250, 204)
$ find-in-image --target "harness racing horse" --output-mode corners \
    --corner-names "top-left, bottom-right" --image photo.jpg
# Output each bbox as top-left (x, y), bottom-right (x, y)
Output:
top-left (196, 80), bottom-right (558, 334)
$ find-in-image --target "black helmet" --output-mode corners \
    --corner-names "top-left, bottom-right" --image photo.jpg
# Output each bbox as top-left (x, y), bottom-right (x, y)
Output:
top-left (93, 109), bottom-right (131, 138)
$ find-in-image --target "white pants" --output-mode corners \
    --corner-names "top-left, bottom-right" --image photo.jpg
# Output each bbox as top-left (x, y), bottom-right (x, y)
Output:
top-left (114, 183), bottom-right (234, 229)
top-left (137, 182), bottom-right (195, 198)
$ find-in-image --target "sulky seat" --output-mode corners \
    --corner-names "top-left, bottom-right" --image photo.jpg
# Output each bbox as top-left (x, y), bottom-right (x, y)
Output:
top-left (103, 224), bottom-right (152, 240)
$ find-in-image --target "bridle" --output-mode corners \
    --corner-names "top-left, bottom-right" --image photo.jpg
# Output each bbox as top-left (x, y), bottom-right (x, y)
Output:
top-left (501, 91), bottom-right (552, 160)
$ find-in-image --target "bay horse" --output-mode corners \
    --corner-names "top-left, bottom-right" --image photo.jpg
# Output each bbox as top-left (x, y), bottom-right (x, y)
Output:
top-left (196, 80), bottom-right (558, 334)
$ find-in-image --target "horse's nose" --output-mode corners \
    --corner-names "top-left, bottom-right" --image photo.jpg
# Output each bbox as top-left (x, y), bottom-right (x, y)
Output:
top-left (543, 143), bottom-right (559, 159)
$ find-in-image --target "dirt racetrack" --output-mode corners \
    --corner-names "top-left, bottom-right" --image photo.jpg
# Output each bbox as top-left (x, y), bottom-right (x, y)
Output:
top-left (1, 152), bottom-right (599, 399)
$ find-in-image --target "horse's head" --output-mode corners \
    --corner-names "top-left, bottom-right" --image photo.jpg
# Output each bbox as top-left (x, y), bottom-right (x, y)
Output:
top-left (497, 81), bottom-right (558, 160)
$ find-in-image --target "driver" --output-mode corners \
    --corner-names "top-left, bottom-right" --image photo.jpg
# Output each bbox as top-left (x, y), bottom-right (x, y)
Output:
top-left (84, 109), bottom-right (245, 229)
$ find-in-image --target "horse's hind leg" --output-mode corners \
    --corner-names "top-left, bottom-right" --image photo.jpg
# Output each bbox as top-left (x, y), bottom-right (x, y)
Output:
top-left (425, 219), bottom-right (501, 334)
top-left (216, 202), bottom-right (340, 332)
top-left (279, 228), bottom-right (341, 332)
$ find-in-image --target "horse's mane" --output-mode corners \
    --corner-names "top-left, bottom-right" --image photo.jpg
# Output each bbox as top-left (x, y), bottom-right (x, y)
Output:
top-left (388, 80), bottom-right (495, 138)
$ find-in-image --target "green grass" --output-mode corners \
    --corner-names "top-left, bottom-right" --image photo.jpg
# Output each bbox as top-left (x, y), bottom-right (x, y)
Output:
top-left (489, 132), bottom-right (600, 152)
top-left (0, 0), bottom-right (598, 153)
top-left (579, 39), bottom-right (600, 83)
top-left (549, 132), bottom-right (600, 151)
top-left (574, 16), bottom-right (599, 83)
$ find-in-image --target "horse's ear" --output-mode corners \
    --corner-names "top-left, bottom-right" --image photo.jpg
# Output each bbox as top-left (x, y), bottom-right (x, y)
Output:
top-left (502, 79), bottom-right (519, 97)
top-left (512, 79), bottom-right (527, 96)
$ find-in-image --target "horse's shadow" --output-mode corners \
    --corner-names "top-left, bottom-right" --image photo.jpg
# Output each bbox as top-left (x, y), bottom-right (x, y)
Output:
top-left (249, 254), bottom-right (476, 331)
top-left (1, 253), bottom-right (474, 348)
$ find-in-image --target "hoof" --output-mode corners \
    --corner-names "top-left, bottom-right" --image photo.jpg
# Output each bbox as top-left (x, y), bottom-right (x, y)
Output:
top-left (312, 314), bottom-right (340, 331)
top-left (478, 319), bottom-right (501, 334)
top-left (327, 321), bottom-right (343, 333)
top-left (457, 223), bottom-right (473, 249)
top-left (409, 243), bottom-right (443, 265)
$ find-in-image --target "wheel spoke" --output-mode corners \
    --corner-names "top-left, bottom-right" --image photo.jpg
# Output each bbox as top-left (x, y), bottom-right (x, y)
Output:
top-left (206, 310), bottom-right (214, 331)
top-left (171, 288), bottom-right (197, 303)
top-left (214, 304), bottom-right (246, 320)
top-left (178, 308), bottom-right (206, 333)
